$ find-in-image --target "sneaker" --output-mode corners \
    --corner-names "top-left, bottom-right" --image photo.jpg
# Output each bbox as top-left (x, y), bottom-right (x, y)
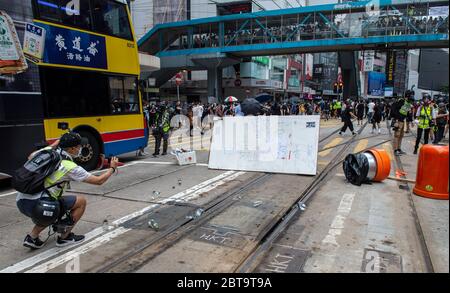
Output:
top-left (394, 150), bottom-right (401, 156)
top-left (398, 149), bottom-right (407, 155)
top-left (138, 150), bottom-right (148, 156)
top-left (352, 132), bottom-right (357, 136)
top-left (23, 235), bottom-right (45, 250)
top-left (161, 152), bottom-right (167, 156)
top-left (56, 233), bottom-right (85, 247)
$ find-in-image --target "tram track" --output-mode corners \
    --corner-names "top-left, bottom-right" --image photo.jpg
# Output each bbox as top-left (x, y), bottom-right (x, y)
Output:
top-left (91, 123), bottom-right (363, 273)
top-left (235, 121), bottom-right (368, 272)
top-left (385, 120), bottom-right (435, 273)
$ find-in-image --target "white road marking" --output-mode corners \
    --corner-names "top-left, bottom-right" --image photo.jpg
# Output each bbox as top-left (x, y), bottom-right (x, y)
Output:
top-left (1, 170), bottom-right (243, 273)
top-left (307, 193), bottom-right (356, 273)
top-left (127, 161), bottom-right (209, 167)
top-left (0, 190), bottom-right (16, 198)
top-left (25, 227), bottom-right (130, 273)
top-left (90, 161), bottom-right (209, 175)
top-left (24, 171), bottom-right (244, 273)
top-left (321, 193), bottom-right (355, 246)
top-left (0, 227), bottom-right (106, 273)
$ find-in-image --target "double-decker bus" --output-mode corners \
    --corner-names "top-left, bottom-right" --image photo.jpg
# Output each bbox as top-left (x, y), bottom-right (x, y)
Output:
top-left (0, 0), bottom-right (148, 177)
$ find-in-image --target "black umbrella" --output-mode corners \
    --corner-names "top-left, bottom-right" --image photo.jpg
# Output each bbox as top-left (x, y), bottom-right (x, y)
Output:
top-left (241, 98), bottom-right (262, 116)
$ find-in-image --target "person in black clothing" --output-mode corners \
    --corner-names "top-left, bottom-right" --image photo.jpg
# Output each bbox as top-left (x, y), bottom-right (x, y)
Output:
top-left (271, 103), bottom-right (281, 115)
top-left (339, 102), bottom-right (357, 135)
top-left (323, 101), bottom-right (331, 121)
top-left (391, 92), bottom-right (413, 156)
top-left (356, 100), bottom-right (365, 126)
top-left (152, 104), bottom-right (171, 156)
top-left (371, 102), bottom-right (382, 134)
top-left (433, 102), bottom-right (449, 144)
top-left (385, 102), bottom-right (391, 120)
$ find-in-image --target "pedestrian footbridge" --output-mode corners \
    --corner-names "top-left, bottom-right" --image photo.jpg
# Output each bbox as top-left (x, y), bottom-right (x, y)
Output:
top-left (138, 0), bottom-right (449, 58)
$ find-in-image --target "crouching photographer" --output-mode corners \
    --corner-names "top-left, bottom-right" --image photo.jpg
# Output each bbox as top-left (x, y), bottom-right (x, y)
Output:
top-left (14, 132), bottom-right (120, 249)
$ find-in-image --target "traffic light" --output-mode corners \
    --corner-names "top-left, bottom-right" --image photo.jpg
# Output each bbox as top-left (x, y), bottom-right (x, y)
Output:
top-left (333, 82), bottom-right (338, 94)
top-left (338, 82), bottom-right (344, 94)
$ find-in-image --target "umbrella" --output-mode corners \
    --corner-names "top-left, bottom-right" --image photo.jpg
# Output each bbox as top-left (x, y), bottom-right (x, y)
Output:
top-left (224, 96), bottom-right (238, 103)
top-left (254, 93), bottom-right (273, 103)
top-left (241, 98), bottom-right (262, 116)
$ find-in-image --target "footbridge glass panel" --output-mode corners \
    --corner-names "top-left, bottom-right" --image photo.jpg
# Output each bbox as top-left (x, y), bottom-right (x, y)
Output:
top-left (139, 0), bottom-right (449, 57)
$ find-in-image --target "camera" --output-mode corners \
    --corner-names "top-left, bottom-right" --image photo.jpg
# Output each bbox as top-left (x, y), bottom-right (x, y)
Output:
top-left (57, 122), bottom-right (69, 131)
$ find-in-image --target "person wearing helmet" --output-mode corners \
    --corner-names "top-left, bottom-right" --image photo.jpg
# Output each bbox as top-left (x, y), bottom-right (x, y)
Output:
top-left (391, 92), bottom-right (413, 156)
top-left (413, 95), bottom-right (436, 154)
top-left (16, 133), bottom-right (120, 249)
top-left (152, 102), bottom-right (171, 156)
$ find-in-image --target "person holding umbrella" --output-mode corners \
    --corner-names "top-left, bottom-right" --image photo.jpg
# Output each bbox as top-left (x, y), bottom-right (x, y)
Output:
top-left (241, 98), bottom-right (263, 116)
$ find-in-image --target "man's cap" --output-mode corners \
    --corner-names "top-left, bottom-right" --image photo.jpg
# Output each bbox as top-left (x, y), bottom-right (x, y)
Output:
top-left (59, 132), bottom-right (88, 148)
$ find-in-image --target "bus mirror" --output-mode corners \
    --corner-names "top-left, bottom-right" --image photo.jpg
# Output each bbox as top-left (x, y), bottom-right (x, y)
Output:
top-left (58, 122), bottom-right (69, 130)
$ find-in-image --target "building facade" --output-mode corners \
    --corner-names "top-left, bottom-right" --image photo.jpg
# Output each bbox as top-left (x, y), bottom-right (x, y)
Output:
top-left (132, 0), bottom-right (346, 102)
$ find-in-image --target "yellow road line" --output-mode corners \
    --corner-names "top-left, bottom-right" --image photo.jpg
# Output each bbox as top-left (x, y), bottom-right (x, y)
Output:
top-left (353, 139), bottom-right (368, 153)
top-left (319, 138), bottom-right (344, 157)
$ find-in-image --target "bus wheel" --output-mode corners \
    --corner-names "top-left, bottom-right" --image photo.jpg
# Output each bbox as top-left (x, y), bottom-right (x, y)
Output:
top-left (75, 130), bottom-right (100, 171)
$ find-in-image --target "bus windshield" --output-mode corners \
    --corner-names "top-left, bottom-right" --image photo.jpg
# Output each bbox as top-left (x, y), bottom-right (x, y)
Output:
top-left (34, 0), bottom-right (133, 40)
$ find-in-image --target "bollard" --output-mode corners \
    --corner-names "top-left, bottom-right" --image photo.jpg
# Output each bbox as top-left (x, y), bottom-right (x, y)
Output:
top-left (413, 145), bottom-right (449, 200)
top-left (343, 149), bottom-right (391, 186)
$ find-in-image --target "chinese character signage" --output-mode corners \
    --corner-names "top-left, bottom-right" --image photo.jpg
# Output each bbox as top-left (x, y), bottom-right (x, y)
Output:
top-left (39, 22), bottom-right (107, 69)
top-left (23, 23), bottom-right (46, 63)
top-left (385, 51), bottom-right (396, 87)
top-left (363, 51), bottom-right (374, 72)
top-left (313, 64), bottom-right (324, 78)
top-left (0, 10), bottom-right (28, 74)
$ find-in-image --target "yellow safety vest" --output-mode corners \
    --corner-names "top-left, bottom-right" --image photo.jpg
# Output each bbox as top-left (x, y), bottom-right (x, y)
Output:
top-left (418, 106), bottom-right (432, 129)
top-left (44, 160), bottom-right (78, 199)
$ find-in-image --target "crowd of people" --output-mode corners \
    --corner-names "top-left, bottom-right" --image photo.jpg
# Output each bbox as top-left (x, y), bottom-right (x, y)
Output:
top-left (142, 93), bottom-right (449, 157)
top-left (171, 8), bottom-right (448, 50)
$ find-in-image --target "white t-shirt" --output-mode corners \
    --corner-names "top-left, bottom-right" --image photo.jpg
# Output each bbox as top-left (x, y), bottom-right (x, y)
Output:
top-left (368, 102), bottom-right (375, 113)
top-left (16, 150), bottom-right (92, 201)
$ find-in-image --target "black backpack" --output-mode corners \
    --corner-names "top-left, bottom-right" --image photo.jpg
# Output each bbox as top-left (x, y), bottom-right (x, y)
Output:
top-left (12, 148), bottom-right (62, 194)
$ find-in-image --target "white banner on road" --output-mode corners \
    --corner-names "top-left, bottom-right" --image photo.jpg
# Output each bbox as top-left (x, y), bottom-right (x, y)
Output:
top-left (209, 116), bottom-right (320, 175)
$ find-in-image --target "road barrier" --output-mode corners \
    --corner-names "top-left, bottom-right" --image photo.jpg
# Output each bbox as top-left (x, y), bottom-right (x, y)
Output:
top-left (343, 149), bottom-right (391, 186)
top-left (413, 145), bottom-right (449, 200)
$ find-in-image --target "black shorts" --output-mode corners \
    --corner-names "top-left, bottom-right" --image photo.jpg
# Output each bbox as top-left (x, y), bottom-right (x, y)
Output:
top-left (17, 196), bottom-right (77, 218)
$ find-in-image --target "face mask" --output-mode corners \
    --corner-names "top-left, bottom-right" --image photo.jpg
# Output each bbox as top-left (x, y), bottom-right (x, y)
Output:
top-left (72, 147), bottom-right (82, 159)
